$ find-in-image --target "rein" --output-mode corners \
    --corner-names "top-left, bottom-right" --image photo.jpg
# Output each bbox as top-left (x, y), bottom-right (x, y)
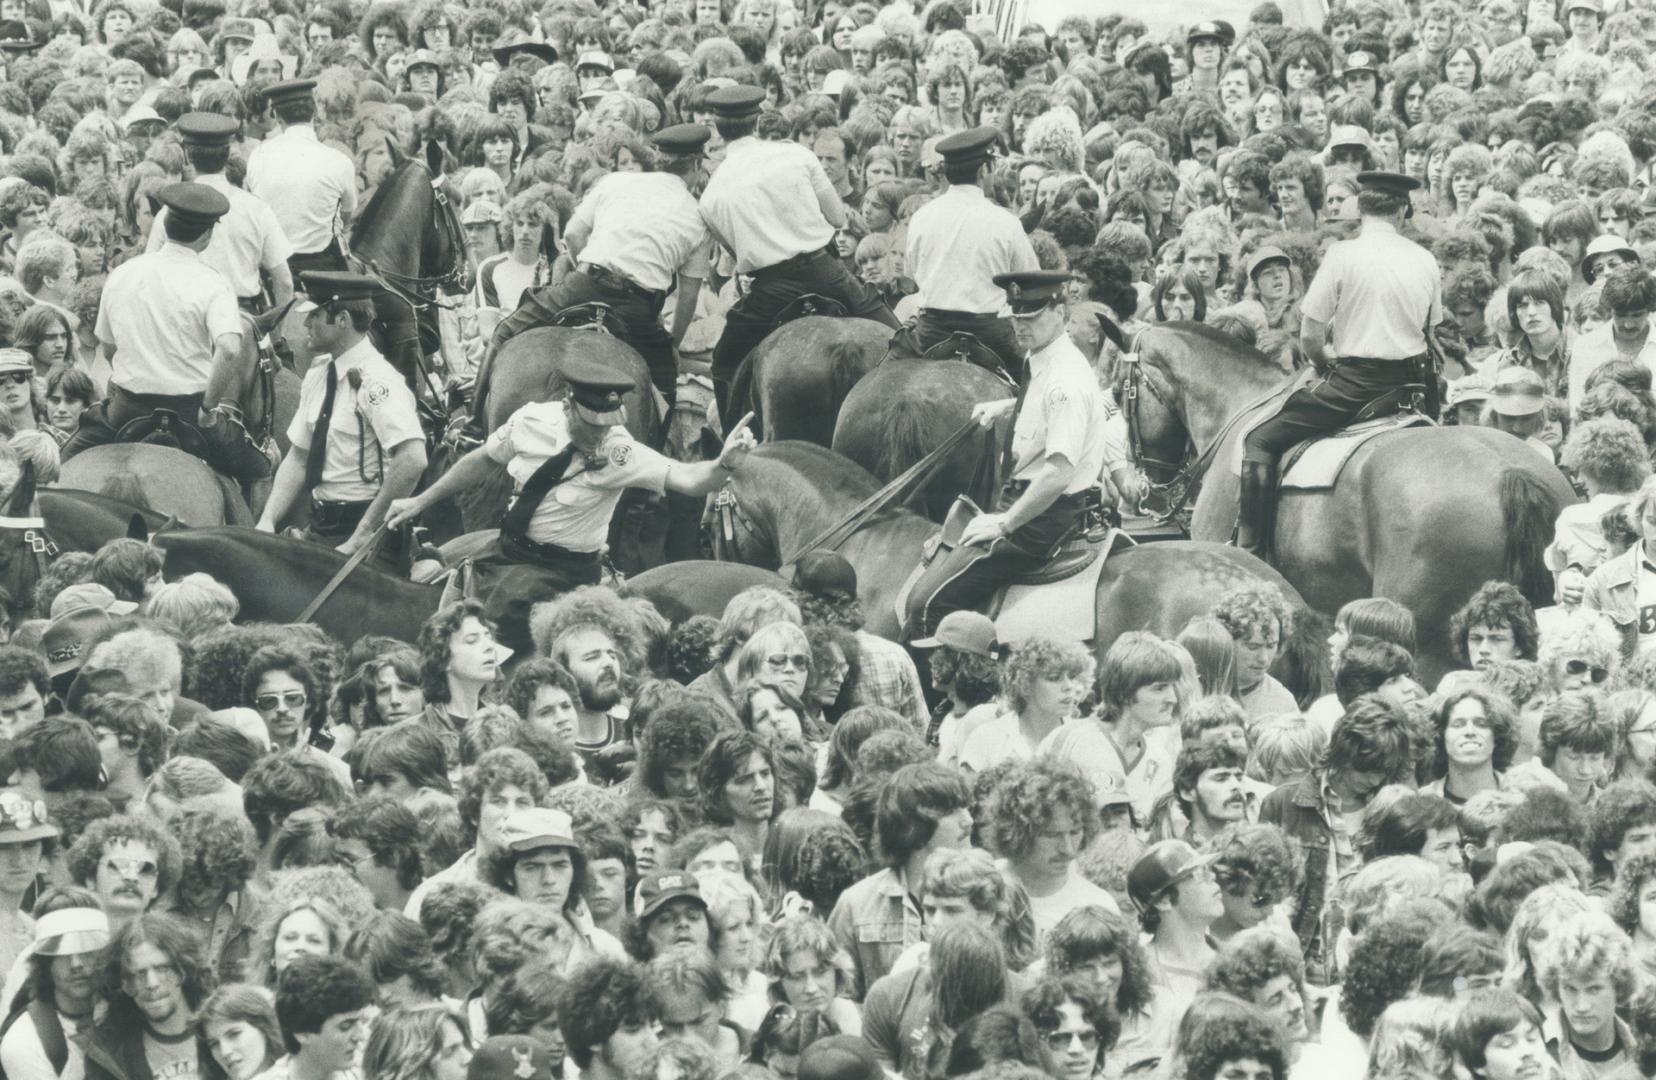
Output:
top-left (297, 522), bottom-right (389, 622)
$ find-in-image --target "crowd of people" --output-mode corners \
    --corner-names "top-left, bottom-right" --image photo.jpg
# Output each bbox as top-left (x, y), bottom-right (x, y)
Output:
top-left (2, 1), bottom-right (1656, 1080)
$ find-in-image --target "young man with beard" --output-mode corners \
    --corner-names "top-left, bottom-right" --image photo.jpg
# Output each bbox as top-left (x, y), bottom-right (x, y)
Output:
top-left (257, 954), bottom-right (377, 1080)
top-left (0, 887), bottom-right (109, 1080)
top-left (79, 913), bottom-right (209, 1080)
top-left (65, 816), bottom-right (179, 931)
top-left (1158, 743), bottom-right (1249, 847)
top-left (558, 957), bottom-right (663, 1080)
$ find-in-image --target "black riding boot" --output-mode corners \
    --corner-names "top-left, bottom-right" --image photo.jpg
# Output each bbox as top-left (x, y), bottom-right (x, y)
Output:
top-left (1237, 459), bottom-right (1277, 558)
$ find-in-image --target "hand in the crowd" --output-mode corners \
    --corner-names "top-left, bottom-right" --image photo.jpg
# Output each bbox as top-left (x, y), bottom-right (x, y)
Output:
top-left (960, 513), bottom-right (1006, 547)
top-left (1557, 568), bottom-right (1586, 607)
top-left (384, 498), bottom-right (422, 530)
top-left (719, 411), bottom-right (758, 467)
top-left (971, 398), bottom-right (1016, 428)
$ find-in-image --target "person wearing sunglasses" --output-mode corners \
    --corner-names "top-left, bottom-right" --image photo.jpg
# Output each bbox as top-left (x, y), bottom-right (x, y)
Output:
top-left (1540, 690), bottom-right (1618, 804)
top-left (732, 622), bottom-right (813, 707)
top-left (747, 1001), bottom-right (839, 1080)
top-left (240, 643), bottom-right (352, 790)
top-left (1208, 824), bottom-right (1301, 947)
top-left (65, 813), bottom-right (179, 930)
top-left (1019, 975), bottom-right (1121, 1080)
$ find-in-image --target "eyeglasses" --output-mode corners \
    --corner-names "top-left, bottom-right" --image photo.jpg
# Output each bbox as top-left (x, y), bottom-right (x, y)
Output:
top-left (105, 856), bottom-right (158, 878)
top-left (1044, 1028), bottom-right (1100, 1053)
top-left (0, 372), bottom-right (29, 385)
top-left (1564, 659), bottom-right (1610, 684)
top-left (255, 690), bottom-right (308, 711)
top-left (764, 653), bottom-right (810, 671)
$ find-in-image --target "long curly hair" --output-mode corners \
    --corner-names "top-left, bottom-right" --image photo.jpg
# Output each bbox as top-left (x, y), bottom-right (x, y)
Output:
top-left (1045, 905), bottom-right (1156, 1018)
top-left (172, 807), bottom-right (257, 906)
top-left (417, 599), bottom-right (494, 704)
top-left (99, 913), bottom-right (214, 1019)
top-left (986, 759), bottom-right (1096, 862)
top-left (1338, 900), bottom-right (1452, 1039)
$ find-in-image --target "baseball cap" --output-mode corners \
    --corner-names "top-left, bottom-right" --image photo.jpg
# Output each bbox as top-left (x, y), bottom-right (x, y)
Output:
top-left (1128, 840), bottom-right (1214, 914)
top-left (1446, 372), bottom-right (1493, 408)
top-left (798, 1035), bottom-right (883, 1080)
top-left (1490, 366), bottom-right (1545, 417)
top-left (910, 610), bottom-right (1001, 656)
top-left (51, 582), bottom-right (138, 620)
top-left (637, 871), bottom-right (706, 920)
top-left (497, 808), bottom-right (577, 853)
top-left (462, 199), bottom-right (504, 226)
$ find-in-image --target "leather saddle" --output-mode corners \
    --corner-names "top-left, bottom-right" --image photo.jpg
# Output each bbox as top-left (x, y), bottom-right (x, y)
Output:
top-left (115, 409), bottom-right (211, 460)
top-left (551, 301), bottom-right (628, 337)
top-left (774, 292), bottom-right (848, 322)
top-left (1351, 382), bottom-right (1427, 423)
top-left (887, 324), bottom-right (1015, 385)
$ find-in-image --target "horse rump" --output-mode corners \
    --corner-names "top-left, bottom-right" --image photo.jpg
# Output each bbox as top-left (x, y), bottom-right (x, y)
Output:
top-left (99, 472), bottom-right (151, 512)
top-left (1499, 466), bottom-right (1565, 610)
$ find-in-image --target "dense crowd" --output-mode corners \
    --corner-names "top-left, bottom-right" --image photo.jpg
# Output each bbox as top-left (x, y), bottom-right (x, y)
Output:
top-left (3, 1), bottom-right (1656, 1080)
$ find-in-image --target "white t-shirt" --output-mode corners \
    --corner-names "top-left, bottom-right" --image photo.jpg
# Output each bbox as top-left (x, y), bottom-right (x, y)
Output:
top-left (1638, 549), bottom-right (1656, 655)
top-left (939, 702), bottom-right (1002, 767)
top-left (0, 1009), bottom-right (86, 1080)
top-left (1026, 873), bottom-right (1121, 942)
top-left (958, 714), bottom-right (1039, 772)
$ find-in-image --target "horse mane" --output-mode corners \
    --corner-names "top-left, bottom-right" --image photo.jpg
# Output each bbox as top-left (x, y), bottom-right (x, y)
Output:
top-left (825, 333), bottom-right (870, 404)
top-left (352, 157), bottom-right (425, 237)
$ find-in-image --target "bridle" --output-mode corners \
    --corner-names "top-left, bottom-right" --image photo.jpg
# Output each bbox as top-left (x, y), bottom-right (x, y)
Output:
top-left (709, 484), bottom-right (771, 567)
top-left (1120, 351), bottom-right (1201, 523)
top-left (352, 166), bottom-right (469, 312)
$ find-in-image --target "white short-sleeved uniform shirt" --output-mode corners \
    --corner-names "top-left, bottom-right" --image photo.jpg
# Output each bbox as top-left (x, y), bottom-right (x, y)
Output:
top-left (700, 136), bottom-right (838, 272)
top-left (245, 124), bottom-right (358, 255)
top-left (569, 171), bottom-right (712, 292)
top-left (904, 185), bottom-right (1038, 314)
top-left (97, 243), bottom-right (241, 395)
top-left (483, 400), bottom-right (671, 552)
top-left (1011, 331), bottom-right (1108, 491)
top-left (286, 338), bottom-right (424, 503)
top-left (146, 172), bottom-right (293, 298)
top-left (1299, 219), bottom-right (1440, 360)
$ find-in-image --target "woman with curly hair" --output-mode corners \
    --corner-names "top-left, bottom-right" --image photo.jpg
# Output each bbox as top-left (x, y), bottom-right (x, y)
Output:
top-left (1208, 823), bottom-right (1302, 944)
top-left (196, 983), bottom-right (283, 1080)
top-left (986, 759), bottom-right (1115, 940)
top-left (251, 895), bottom-right (350, 990)
top-left (698, 731), bottom-right (777, 862)
top-left (1173, 992), bottom-right (1289, 1080)
top-left (1504, 882), bottom-right (1594, 1014)
top-left (361, 1003), bottom-right (472, 1080)
top-left (762, 913), bottom-right (862, 1036)
top-left (415, 599), bottom-right (503, 774)
top-left (959, 637), bottom-right (1092, 772)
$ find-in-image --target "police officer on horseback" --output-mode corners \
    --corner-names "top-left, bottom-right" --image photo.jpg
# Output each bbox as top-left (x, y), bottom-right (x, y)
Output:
top-left (61, 182), bottom-right (273, 481)
top-left (486, 123), bottom-right (714, 410)
top-left (256, 271), bottom-right (427, 557)
top-left (1238, 171), bottom-right (1442, 557)
top-left (902, 126), bottom-right (1037, 377)
top-left (906, 270), bottom-right (1107, 639)
top-left (149, 113), bottom-right (293, 314)
top-left (385, 359), bottom-right (757, 654)
top-left (699, 84), bottom-right (900, 420)
top-left (246, 79), bottom-right (357, 279)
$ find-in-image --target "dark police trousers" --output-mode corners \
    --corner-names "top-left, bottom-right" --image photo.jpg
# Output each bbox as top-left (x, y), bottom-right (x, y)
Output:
top-left (494, 266), bottom-right (677, 407)
top-left (913, 492), bottom-right (1087, 639)
top-left (475, 532), bottom-right (603, 661)
top-left (287, 239), bottom-right (347, 282)
top-left (910, 309), bottom-right (1022, 378)
top-left (63, 385), bottom-right (273, 482)
top-left (712, 247), bottom-right (900, 421)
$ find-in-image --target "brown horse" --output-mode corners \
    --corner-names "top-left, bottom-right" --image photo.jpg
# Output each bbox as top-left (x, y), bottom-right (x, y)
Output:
top-left (1122, 323), bottom-right (1576, 685)
top-left (831, 358), bottom-right (1009, 521)
top-left (714, 442), bottom-right (1327, 696)
top-left (732, 316), bottom-right (890, 443)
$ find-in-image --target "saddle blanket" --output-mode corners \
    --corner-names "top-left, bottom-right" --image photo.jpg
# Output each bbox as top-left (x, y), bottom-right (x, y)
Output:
top-left (991, 536), bottom-right (1113, 644)
top-left (1228, 391), bottom-right (1429, 490)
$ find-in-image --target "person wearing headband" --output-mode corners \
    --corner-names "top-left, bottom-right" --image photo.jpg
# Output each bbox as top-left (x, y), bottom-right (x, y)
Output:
top-left (0, 886), bottom-right (109, 1080)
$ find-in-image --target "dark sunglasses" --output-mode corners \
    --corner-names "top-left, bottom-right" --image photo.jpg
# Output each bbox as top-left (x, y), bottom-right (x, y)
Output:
top-left (255, 690), bottom-right (308, 711)
top-left (1564, 659), bottom-right (1609, 684)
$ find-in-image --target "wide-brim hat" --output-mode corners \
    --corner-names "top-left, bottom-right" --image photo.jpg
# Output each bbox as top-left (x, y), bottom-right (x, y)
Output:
top-left (229, 35), bottom-right (298, 85)
top-left (0, 790), bottom-right (56, 844)
top-left (43, 606), bottom-right (115, 678)
top-left (0, 19), bottom-right (41, 51)
top-left (1582, 234), bottom-right (1639, 284)
top-left (492, 30), bottom-right (557, 67)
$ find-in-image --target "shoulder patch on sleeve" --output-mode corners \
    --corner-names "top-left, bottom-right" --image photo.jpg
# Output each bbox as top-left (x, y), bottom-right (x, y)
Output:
top-left (365, 381), bottom-right (391, 406)
top-left (608, 441), bottom-right (633, 467)
top-left (1045, 384), bottom-right (1069, 409)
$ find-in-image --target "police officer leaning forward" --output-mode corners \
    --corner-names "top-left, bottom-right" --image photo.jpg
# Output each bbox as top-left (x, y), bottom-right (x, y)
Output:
top-left (906, 270), bottom-right (1108, 640)
top-left (256, 271), bottom-right (428, 558)
top-left (699, 84), bottom-right (900, 421)
top-left (386, 360), bottom-right (758, 655)
top-left (484, 123), bottom-right (714, 412)
top-left (1237, 171), bottom-right (1442, 556)
top-left (246, 78), bottom-right (357, 280)
top-left (902, 126), bottom-right (1037, 376)
top-left (148, 112), bottom-right (294, 314)
top-left (61, 182), bottom-right (272, 481)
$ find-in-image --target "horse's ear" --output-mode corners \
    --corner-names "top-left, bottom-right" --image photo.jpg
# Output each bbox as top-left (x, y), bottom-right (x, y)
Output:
top-left (1096, 311), bottom-right (1126, 353)
top-left (385, 135), bottom-right (406, 165)
top-left (424, 139), bottom-right (444, 179)
top-left (253, 295), bottom-right (298, 338)
top-left (126, 514), bottom-right (148, 541)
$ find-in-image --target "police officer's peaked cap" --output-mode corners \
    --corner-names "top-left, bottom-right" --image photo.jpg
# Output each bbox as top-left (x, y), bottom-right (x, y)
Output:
top-left (1356, 170), bottom-right (1421, 195)
top-left (264, 78), bottom-right (317, 108)
top-left (158, 182), bottom-right (230, 227)
top-left (1187, 20), bottom-right (1235, 47)
top-left (707, 84), bottom-right (766, 119)
top-left (993, 270), bottom-right (1070, 314)
top-left (563, 359), bottom-right (633, 424)
top-left (300, 271), bottom-right (379, 304)
top-left (176, 112), bottom-right (241, 146)
top-left (934, 126), bottom-right (1000, 166)
top-left (653, 123), bottom-right (712, 156)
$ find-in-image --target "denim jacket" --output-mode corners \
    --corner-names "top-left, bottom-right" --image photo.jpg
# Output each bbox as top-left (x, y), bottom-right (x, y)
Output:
top-left (826, 867), bottom-right (924, 1002)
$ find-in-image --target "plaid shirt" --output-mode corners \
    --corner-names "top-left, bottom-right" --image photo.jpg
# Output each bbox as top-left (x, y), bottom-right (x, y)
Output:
top-left (847, 630), bottom-right (927, 727)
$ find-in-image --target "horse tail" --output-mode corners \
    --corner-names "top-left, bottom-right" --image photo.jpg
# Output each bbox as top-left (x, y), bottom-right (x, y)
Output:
top-left (826, 336), bottom-right (869, 404)
top-left (872, 394), bottom-right (930, 480)
top-left (1500, 467), bottom-right (1560, 608)
top-left (1279, 605), bottom-right (1333, 710)
top-left (99, 473), bottom-right (151, 511)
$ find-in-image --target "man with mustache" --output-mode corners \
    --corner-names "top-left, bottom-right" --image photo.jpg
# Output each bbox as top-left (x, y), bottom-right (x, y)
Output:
top-left (1164, 743), bottom-right (1250, 848)
top-left (64, 815), bottom-right (178, 930)
top-left (79, 913), bottom-right (208, 1080)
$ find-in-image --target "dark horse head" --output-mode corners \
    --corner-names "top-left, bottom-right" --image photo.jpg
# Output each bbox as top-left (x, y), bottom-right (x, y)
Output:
top-left (349, 138), bottom-right (466, 377)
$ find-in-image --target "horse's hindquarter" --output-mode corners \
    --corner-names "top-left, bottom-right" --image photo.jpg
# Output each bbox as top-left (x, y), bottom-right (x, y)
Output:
top-left (1095, 543), bottom-right (1304, 655)
top-left (754, 317), bottom-right (890, 446)
top-left (487, 329), bottom-right (658, 442)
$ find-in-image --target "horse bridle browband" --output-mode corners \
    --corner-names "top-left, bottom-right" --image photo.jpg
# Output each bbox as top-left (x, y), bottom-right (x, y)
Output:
top-left (354, 168), bottom-right (470, 312)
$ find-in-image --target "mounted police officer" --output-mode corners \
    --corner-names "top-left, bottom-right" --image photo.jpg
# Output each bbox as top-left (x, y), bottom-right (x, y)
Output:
top-left (906, 270), bottom-right (1107, 639)
top-left (149, 113), bottom-right (293, 314)
top-left (1238, 171), bottom-right (1442, 556)
top-left (698, 84), bottom-right (900, 420)
top-left (485, 123), bottom-right (714, 411)
top-left (902, 126), bottom-right (1037, 377)
top-left (256, 271), bottom-right (427, 558)
top-left (246, 78), bottom-right (357, 279)
top-left (61, 182), bottom-right (271, 481)
top-left (386, 360), bottom-right (758, 655)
